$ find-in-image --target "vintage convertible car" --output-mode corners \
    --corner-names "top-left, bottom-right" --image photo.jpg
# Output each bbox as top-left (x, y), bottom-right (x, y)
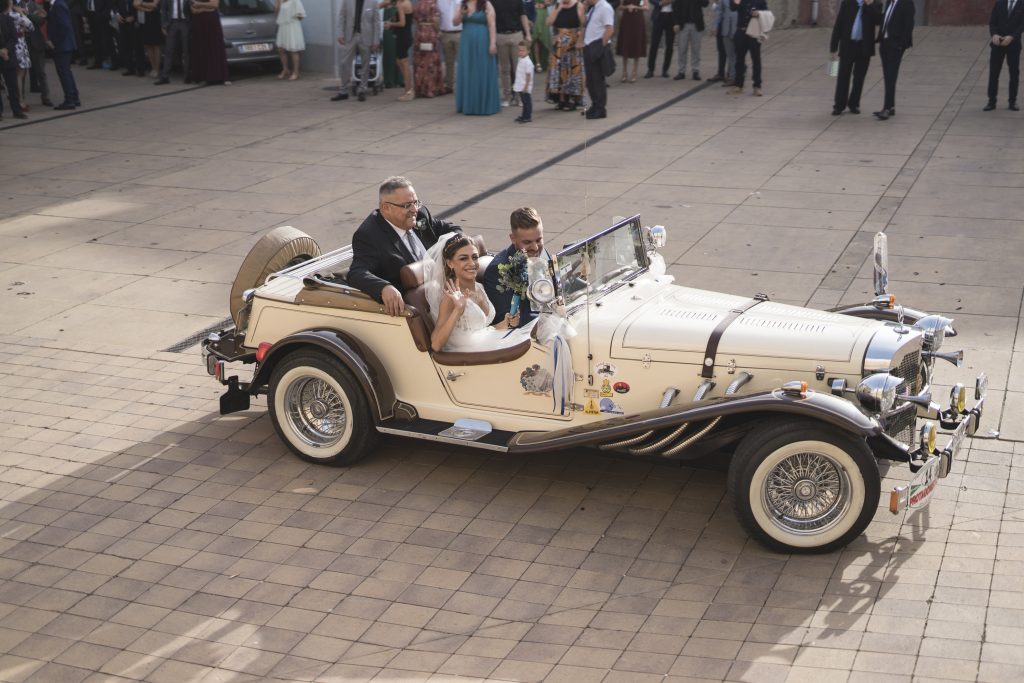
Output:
top-left (202, 217), bottom-right (986, 553)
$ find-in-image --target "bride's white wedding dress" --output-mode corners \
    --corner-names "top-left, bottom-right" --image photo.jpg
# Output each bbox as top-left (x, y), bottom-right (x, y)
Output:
top-left (426, 281), bottom-right (529, 352)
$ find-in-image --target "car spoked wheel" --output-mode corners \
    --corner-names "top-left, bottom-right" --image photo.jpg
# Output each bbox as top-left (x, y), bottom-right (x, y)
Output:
top-left (728, 421), bottom-right (880, 554)
top-left (269, 351), bottom-right (376, 466)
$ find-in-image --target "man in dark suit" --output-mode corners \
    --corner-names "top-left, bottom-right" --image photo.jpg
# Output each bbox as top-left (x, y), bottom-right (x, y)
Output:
top-left (986, 0), bottom-right (1024, 111)
top-left (49, 0), bottom-right (81, 110)
top-left (874, 0), bottom-right (913, 120)
top-left (156, 0), bottom-right (190, 85)
top-left (830, 0), bottom-right (882, 115)
top-left (85, 0), bottom-right (114, 69)
top-left (484, 207), bottom-right (546, 329)
top-left (348, 176), bottom-right (460, 316)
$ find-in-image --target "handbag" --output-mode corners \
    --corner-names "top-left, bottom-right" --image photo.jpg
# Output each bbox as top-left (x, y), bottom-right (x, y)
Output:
top-left (601, 44), bottom-right (615, 78)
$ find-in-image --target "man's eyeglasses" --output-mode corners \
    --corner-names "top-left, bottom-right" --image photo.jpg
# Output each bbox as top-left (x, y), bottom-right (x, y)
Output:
top-left (384, 200), bottom-right (423, 212)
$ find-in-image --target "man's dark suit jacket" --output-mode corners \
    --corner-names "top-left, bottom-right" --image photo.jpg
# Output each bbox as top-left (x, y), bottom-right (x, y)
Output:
top-left (830, 0), bottom-right (882, 58)
top-left (482, 245), bottom-right (545, 328)
top-left (49, 0), bottom-right (78, 53)
top-left (347, 206), bottom-right (459, 303)
top-left (0, 12), bottom-right (17, 57)
top-left (878, 0), bottom-right (913, 49)
top-left (991, 0), bottom-right (1024, 40)
top-left (672, 0), bottom-right (708, 31)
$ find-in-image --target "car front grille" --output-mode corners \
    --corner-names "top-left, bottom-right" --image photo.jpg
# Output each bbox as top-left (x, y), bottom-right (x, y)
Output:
top-left (890, 350), bottom-right (921, 396)
top-left (885, 405), bottom-right (917, 449)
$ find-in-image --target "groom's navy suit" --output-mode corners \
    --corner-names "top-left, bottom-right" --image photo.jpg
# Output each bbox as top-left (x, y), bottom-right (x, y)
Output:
top-left (348, 206), bottom-right (459, 303)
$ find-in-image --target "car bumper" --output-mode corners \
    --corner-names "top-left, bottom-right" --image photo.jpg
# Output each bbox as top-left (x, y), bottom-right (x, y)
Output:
top-left (888, 373), bottom-right (987, 514)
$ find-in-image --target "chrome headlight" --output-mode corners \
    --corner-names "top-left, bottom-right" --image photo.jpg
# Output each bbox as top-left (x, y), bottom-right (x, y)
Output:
top-left (526, 256), bottom-right (556, 305)
top-left (856, 373), bottom-right (905, 413)
top-left (914, 314), bottom-right (954, 352)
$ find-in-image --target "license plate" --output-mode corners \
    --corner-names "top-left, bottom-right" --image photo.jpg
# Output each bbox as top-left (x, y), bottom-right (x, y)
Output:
top-left (239, 43), bottom-right (273, 54)
top-left (906, 455), bottom-right (941, 510)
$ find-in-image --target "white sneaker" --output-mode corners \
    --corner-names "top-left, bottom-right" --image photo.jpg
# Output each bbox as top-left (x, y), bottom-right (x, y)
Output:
top-left (501, 100), bottom-right (510, 107)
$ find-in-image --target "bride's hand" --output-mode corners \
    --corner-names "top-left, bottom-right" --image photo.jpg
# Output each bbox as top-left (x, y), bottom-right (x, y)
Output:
top-left (444, 280), bottom-right (467, 311)
top-left (504, 312), bottom-right (520, 328)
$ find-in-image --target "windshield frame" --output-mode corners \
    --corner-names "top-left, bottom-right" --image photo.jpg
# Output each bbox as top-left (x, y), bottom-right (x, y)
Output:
top-left (555, 214), bottom-right (652, 313)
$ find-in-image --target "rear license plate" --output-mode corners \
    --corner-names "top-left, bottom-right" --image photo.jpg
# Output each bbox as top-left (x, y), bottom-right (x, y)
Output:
top-left (239, 43), bottom-right (273, 54)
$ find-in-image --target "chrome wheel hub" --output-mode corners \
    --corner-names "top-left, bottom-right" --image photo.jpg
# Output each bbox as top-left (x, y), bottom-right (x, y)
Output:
top-left (763, 451), bottom-right (850, 535)
top-left (284, 376), bottom-right (347, 448)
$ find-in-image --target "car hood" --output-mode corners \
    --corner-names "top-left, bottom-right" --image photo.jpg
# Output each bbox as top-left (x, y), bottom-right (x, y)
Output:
top-left (605, 283), bottom-right (882, 372)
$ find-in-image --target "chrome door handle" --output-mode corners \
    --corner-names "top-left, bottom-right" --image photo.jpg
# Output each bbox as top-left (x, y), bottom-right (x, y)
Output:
top-left (446, 371), bottom-right (465, 382)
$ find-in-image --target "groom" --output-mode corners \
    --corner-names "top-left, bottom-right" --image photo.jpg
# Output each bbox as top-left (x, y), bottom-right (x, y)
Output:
top-left (483, 207), bottom-right (546, 328)
top-left (348, 176), bottom-right (460, 316)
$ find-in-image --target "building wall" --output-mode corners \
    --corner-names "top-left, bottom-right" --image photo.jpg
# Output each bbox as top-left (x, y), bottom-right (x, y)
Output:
top-left (304, 0), bottom-right (341, 76)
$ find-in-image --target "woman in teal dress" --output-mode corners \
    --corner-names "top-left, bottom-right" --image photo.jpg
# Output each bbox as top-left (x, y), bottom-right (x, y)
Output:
top-left (453, 0), bottom-right (500, 116)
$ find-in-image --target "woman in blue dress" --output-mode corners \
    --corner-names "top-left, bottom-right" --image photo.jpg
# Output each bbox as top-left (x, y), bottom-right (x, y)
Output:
top-left (453, 0), bottom-right (500, 116)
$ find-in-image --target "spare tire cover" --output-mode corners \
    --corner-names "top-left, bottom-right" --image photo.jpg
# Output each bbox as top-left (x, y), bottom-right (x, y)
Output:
top-left (230, 226), bottom-right (321, 328)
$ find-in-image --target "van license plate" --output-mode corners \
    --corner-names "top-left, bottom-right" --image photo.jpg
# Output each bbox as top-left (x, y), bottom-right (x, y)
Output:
top-left (239, 43), bottom-right (272, 53)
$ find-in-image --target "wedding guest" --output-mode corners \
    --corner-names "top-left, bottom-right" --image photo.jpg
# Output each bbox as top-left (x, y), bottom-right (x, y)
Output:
top-left (645, 0), bottom-right (673, 77)
top-left (156, 0), bottom-right (189, 84)
top-left (6, 0), bottom-right (32, 112)
top-left (275, 0), bottom-right (305, 80)
top-left (874, 0), bottom-right (913, 120)
top-left (333, 0), bottom-right (380, 102)
top-left (0, 0), bottom-right (27, 118)
top-left (830, 0), bottom-right (881, 115)
top-left (134, 0), bottom-right (162, 78)
top-left (69, 0), bottom-right (85, 64)
top-left (492, 0), bottom-right (529, 106)
top-left (513, 38), bottom-right (532, 121)
top-left (85, 0), bottom-right (113, 69)
top-left (532, 0), bottom-right (550, 70)
top-left (414, 0), bottom-right (445, 97)
top-left (188, 0), bottom-right (230, 85)
top-left (381, 0), bottom-right (404, 88)
top-left (616, 0), bottom-right (645, 82)
top-left (709, 0), bottom-right (736, 84)
top-left (454, 0), bottom-right (500, 115)
top-left (49, 0), bottom-right (79, 109)
top-left (546, 0), bottom-right (584, 110)
top-left (438, 0), bottom-right (460, 93)
top-left (672, 0), bottom-right (706, 80)
top-left (582, 0), bottom-right (613, 119)
top-left (986, 0), bottom-right (1024, 111)
top-left (115, 0), bottom-right (144, 77)
top-left (384, 0), bottom-right (414, 101)
top-left (730, 0), bottom-right (765, 96)
top-left (23, 0), bottom-right (51, 106)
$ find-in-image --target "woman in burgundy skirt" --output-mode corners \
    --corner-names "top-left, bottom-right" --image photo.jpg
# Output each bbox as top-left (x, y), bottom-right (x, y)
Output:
top-left (616, 0), bottom-right (647, 82)
top-left (188, 0), bottom-right (230, 84)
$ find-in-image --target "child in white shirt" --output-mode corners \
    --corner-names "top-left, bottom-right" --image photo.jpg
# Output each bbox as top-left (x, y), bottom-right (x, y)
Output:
top-left (513, 41), bottom-right (534, 123)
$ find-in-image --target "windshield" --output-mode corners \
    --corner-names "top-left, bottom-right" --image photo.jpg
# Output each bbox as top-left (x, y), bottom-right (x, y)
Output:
top-left (219, 0), bottom-right (275, 15)
top-left (556, 215), bottom-right (651, 308)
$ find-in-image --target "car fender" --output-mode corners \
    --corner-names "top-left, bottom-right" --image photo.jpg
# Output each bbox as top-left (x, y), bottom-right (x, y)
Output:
top-left (250, 329), bottom-right (396, 423)
top-left (508, 388), bottom-right (907, 461)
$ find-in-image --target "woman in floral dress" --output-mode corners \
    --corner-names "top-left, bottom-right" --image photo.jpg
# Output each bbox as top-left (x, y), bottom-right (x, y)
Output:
top-left (413, 0), bottom-right (445, 97)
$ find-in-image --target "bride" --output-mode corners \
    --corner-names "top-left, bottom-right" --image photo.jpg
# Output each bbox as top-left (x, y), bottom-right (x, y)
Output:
top-left (425, 233), bottom-right (522, 352)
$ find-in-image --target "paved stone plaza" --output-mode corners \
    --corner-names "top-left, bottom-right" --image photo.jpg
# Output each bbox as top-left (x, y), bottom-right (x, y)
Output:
top-left (1, 25), bottom-right (1023, 683)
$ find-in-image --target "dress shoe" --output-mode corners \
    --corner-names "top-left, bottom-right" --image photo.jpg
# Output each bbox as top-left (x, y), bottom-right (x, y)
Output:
top-left (73, 100), bottom-right (82, 107)
top-left (643, 70), bottom-right (653, 78)
top-left (728, 86), bottom-right (743, 95)
top-left (673, 72), bottom-right (686, 80)
top-left (753, 87), bottom-right (762, 96)
top-left (53, 102), bottom-right (76, 110)
top-left (13, 111), bottom-right (27, 119)
top-left (41, 98), bottom-right (53, 107)
top-left (585, 109), bottom-right (606, 119)
top-left (330, 92), bottom-right (349, 101)
top-left (154, 77), bottom-right (170, 85)
top-left (873, 109), bottom-right (892, 120)
top-left (1010, 102), bottom-right (1020, 111)
top-left (358, 90), bottom-right (366, 102)
top-left (832, 108), bottom-right (843, 116)
top-left (692, 71), bottom-right (701, 80)
top-left (848, 106), bottom-right (860, 114)
top-left (984, 100), bottom-right (996, 111)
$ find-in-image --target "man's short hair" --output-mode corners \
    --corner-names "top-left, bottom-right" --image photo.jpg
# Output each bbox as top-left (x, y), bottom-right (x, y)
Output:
top-left (510, 207), bottom-right (541, 231)
top-left (379, 176), bottom-right (413, 198)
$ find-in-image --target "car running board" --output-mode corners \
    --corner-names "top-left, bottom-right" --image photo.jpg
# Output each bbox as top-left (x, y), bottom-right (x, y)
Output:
top-left (377, 418), bottom-right (514, 452)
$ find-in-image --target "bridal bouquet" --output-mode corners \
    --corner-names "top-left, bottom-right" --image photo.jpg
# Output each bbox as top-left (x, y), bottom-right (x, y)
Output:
top-left (496, 249), bottom-right (529, 317)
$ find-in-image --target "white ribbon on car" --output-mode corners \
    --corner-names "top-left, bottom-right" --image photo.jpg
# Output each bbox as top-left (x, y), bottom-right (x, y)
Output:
top-left (534, 313), bottom-right (577, 417)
